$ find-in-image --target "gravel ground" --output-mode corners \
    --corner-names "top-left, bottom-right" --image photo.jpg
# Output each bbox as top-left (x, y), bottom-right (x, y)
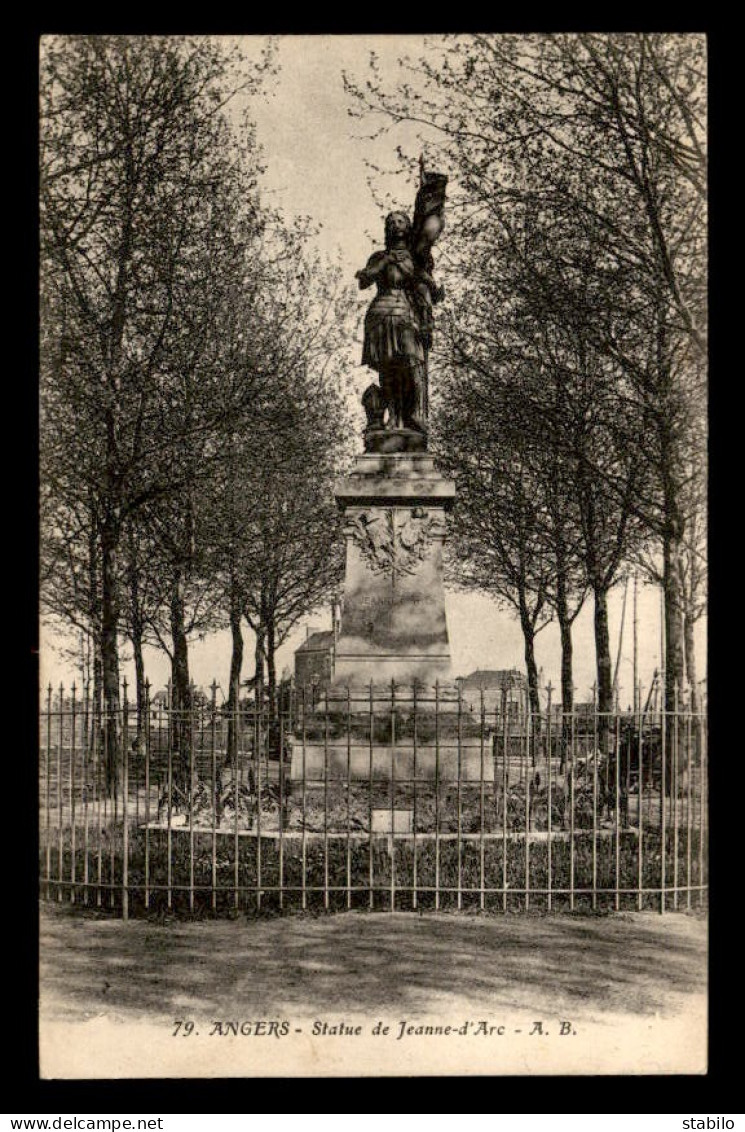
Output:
top-left (39, 902), bottom-right (707, 1078)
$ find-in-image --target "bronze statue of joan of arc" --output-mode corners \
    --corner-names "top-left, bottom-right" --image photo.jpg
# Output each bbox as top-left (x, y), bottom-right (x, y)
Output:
top-left (356, 168), bottom-right (447, 443)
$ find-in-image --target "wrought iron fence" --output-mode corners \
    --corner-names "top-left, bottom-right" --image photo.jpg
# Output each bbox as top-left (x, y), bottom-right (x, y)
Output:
top-left (39, 680), bottom-right (707, 918)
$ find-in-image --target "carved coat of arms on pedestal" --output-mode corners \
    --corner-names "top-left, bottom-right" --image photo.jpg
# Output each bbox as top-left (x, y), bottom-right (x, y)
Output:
top-left (348, 507), bottom-right (439, 577)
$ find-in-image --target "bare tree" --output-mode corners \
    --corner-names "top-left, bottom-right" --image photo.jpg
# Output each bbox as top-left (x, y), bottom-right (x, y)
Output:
top-left (435, 369), bottom-right (554, 724)
top-left (344, 31), bottom-right (706, 712)
top-left (195, 215), bottom-right (354, 742)
top-left (40, 35), bottom-right (274, 780)
top-left (238, 376), bottom-right (349, 722)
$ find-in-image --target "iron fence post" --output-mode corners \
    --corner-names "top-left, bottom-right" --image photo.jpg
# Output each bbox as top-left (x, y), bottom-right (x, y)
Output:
top-left (672, 684), bottom-right (679, 911)
top-left (122, 677), bottom-right (129, 920)
top-left (346, 686), bottom-right (352, 911)
top-left (57, 683), bottom-right (64, 902)
top-left (543, 679), bottom-right (547, 910)
top-left (412, 681), bottom-right (419, 911)
top-left (502, 690), bottom-right (509, 912)
top-left (300, 685), bottom-right (308, 912)
top-left (368, 681), bottom-right (374, 911)
top-left (456, 679), bottom-right (463, 911)
top-left (524, 699), bottom-right (531, 912)
top-left (145, 680), bottom-right (151, 911)
top-left (82, 679), bottom-right (90, 905)
top-left (44, 684), bottom-right (52, 901)
top-left (434, 679), bottom-right (441, 911)
top-left (70, 682), bottom-right (77, 903)
top-left (323, 687), bottom-right (329, 912)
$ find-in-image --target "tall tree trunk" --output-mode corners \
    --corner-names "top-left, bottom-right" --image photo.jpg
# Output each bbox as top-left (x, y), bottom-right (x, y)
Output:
top-left (91, 638), bottom-right (103, 772)
top-left (131, 624), bottom-right (146, 748)
top-left (87, 488), bottom-right (100, 689)
top-left (555, 572), bottom-right (574, 769)
top-left (92, 644), bottom-right (103, 709)
top-left (683, 607), bottom-right (701, 763)
top-left (632, 572), bottom-right (639, 715)
top-left (126, 527), bottom-right (147, 744)
top-left (662, 527), bottom-right (686, 783)
top-left (266, 614), bottom-right (277, 722)
top-left (559, 613), bottom-right (574, 708)
top-left (170, 569), bottom-right (191, 789)
top-left (549, 476), bottom-right (576, 754)
top-left (224, 437), bottom-right (243, 767)
top-left (593, 582), bottom-right (612, 755)
top-left (253, 625), bottom-right (265, 712)
top-left (679, 525), bottom-right (703, 722)
top-left (663, 529), bottom-right (686, 713)
top-left (227, 581), bottom-right (244, 766)
top-left (100, 518), bottom-right (120, 794)
top-left (86, 494), bottom-right (103, 767)
top-left (657, 324), bottom-right (686, 714)
top-left (517, 588), bottom-right (541, 752)
top-left (554, 566), bottom-right (574, 704)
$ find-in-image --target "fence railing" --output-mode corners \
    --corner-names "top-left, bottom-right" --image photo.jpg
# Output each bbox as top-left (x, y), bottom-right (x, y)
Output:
top-left (39, 680), bottom-right (707, 918)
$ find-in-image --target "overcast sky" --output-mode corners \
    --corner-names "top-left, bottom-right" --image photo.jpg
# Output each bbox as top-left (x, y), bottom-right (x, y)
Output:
top-left (39, 35), bottom-right (707, 704)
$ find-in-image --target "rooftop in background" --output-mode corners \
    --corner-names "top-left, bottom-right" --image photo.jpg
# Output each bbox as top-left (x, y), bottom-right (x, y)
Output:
top-left (456, 668), bottom-right (526, 689)
top-left (296, 630), bottom-right (335, 653)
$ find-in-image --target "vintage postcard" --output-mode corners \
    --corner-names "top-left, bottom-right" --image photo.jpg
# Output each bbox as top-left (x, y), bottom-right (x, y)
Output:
top-left (39, 33), bottom-right (707, 1078)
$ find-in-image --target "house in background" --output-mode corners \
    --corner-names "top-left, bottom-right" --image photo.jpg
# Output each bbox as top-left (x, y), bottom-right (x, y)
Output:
top-left (455, 668), bottom-right (528, 720)
top-left (548, 698), bottom-right (597, 734)
top-left (150, 688), bottom-right (170, 718)
top-left (294, 627), bottom-right (336, 704)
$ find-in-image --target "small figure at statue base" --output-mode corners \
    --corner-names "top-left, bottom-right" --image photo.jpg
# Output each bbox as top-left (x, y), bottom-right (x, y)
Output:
top-left (362, 381), bottom-right (425, 451)
top-left (361, 383), bottom-right (385, 431)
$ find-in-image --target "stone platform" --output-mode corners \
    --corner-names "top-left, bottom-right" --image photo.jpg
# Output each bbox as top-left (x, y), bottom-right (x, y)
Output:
top-left (331, 451), bottom-right (456, 689)
top-left (289, 740), bottom-right (495, 783)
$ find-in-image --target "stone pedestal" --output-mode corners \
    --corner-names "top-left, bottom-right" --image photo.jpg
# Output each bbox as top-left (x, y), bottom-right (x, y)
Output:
top-left (331, 451), bottom-right (456, 690)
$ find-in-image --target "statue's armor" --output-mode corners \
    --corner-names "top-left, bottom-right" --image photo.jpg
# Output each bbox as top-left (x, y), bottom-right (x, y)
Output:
top-left (360, 249), bottom-right (424, 371)
top-left (360, 248), bottom-right (425, 431)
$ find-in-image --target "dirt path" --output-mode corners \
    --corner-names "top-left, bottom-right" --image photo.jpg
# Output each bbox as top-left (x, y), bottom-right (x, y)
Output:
top-left (39, 903), bottom-right (707, 1077)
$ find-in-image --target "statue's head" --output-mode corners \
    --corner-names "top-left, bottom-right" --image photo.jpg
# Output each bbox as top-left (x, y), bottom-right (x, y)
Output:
top-left (384, 211), bottom-right (412, 249)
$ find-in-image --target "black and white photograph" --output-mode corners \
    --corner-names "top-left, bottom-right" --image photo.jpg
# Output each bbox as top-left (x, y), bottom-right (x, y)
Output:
top-left (38, 33), bottom-right (708, 1078)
